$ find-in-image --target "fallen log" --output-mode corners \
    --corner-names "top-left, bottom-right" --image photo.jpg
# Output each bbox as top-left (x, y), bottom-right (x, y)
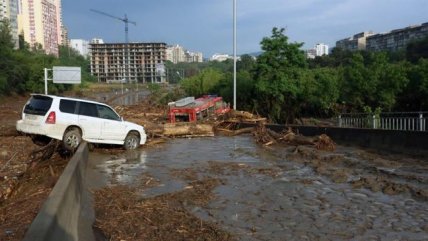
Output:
top-left (231, 110), bottom-right (255, 119)
top-left (163, 123), bottom-right (214, 137)
top-left (216, 127), bottom-right (254, 136)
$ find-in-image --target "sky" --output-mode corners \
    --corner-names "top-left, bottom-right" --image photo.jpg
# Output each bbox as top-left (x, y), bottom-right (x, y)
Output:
top-left (62, 0), bottom-right (428, 57)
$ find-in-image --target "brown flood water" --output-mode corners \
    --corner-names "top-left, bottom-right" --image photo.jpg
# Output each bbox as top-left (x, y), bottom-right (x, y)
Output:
top-left (87, 135), bottom-right (428, 241)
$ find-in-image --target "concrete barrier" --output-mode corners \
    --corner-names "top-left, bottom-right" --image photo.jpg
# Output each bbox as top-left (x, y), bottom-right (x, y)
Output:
top-left (266, 124), bottom-right (428, 157)
top-left (23, 143), bottom-right (94, 241)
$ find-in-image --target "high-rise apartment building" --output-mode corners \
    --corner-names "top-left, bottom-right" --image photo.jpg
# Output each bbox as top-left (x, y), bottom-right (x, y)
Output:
top-left (70, 39), bottom-right (89, 58)
top-left (166, 44), bottom-right (185, 64)
top-left (336, 31), bottom-right (375, 51)
top-left (366, 22), bottom-right (428, 52)
top-left (166, 44), bottom-right (203, 63)
top-left (60, 24), bottom-right (67, 46)
top-left (186, 51), bottom-right (203, 63)
top-left (336, 22), bottom-right (428, 52)
top-left (0, 0), bottom-right (19, 48)
top-left (306, 43), bottom-right (329, 59)
top-left (18, 0), bottom-right (63, 56)
top-left (90, 42), bottom-right (167, 83)
top-left (315, 43), bottom-right (329, 56)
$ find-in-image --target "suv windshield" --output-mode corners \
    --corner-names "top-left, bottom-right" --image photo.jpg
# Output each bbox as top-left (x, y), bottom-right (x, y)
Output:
top-left (24, 96), bottom-right (53, 116)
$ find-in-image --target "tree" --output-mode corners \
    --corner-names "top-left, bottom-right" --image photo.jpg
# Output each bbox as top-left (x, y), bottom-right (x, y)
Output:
top-left (0, 19), bottom-right (15, 50)
top-left (299, 68), bottom-right (340, 116)
top-left (252, 27), bottom-right (307, 123)
top-left (237, 54), bottom-right (256, 72)
top-left (398, 59), bottom-right (428, 110)
top-left (406, 36), bottom-right (428, 63)
top-left (180, 68), bottom-right (224, 97)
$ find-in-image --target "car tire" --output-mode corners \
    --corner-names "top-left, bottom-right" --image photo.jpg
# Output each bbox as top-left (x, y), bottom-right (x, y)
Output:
top-left (63, 128), bottom-right (82, 151)
top-left (124, 132), bottom-right (140, 150)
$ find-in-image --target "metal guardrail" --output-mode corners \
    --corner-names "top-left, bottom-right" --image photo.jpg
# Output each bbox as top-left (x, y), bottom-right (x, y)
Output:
top-left (338, 112), bottom-right (427, 132)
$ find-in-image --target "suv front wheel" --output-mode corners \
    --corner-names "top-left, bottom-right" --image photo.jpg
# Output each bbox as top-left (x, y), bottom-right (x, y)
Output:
top-left (124, 132), bottom-right (140, 150)
top-left (63, 128), bottom-right (82, 151)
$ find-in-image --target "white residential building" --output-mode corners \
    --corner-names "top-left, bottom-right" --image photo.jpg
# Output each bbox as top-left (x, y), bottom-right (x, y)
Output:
top-left (210, 53), bottom-right (231, 62)
top-left (70, 39), bottom-right (89, 58)
top-left (186, 51), bottom-right (203, 63)
top-left (306, 49), bottom-right (317, 59)
top-left (166, 44), bottom-right (203, 63)
top-left (166, 44), bottom-right (185, 63)
top-left (91, 38), bottom-right (104, 44)
top-left (315, 43), bottom-right (329, 56)
top-left (306, 43), bottom-right (329, 59)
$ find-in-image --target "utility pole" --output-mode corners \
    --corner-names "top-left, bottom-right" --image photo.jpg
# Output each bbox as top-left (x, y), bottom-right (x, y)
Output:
top-left (233, 0), bottom-right (237, 110)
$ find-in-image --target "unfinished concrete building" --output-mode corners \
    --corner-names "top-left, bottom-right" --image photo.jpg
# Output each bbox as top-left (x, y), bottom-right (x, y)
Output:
top-left (89, 42), bottom-right (167, 83)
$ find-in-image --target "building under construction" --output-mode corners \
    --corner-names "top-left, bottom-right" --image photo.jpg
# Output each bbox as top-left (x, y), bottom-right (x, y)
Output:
top-left (89, 42), bottom-right (167, 83)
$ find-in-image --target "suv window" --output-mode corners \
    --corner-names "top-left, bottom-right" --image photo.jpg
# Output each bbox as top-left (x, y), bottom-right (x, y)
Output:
top-left (24, 96), bottom-right (53, 116)
top-left (78, 102), bottom-right (98, 117)
top-left (59, 99), bottom-right (77, 114)
top-left (97, 105), bottom-right (120, 121)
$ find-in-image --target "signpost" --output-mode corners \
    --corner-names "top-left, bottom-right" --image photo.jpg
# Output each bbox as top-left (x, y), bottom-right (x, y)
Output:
top-left (44, 66), bottom-right (81, 95)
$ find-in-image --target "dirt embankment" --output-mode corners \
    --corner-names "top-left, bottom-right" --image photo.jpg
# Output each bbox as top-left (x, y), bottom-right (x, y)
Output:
top-left (0, 95), bottom-right (70, 241)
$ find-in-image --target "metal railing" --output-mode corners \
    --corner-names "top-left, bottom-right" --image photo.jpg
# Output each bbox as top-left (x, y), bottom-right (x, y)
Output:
top-left (338, 112), bottom-right (427, 132)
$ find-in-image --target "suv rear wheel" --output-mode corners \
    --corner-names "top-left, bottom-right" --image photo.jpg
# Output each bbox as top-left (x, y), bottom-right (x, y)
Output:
top-left (63, 128), bottom-right (82, 151)
top-left (124, 132), bottom-right (140, 150)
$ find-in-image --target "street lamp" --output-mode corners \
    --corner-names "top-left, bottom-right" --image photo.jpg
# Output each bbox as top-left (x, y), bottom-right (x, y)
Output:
top-left (233, 0), bottom-right (237, 110)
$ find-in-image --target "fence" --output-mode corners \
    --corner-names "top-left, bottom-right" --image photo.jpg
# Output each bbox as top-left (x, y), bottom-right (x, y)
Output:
top-left (338, 112), bottom-right (427, 132)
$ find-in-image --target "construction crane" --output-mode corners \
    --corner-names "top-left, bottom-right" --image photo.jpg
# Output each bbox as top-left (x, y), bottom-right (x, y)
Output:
top-left (90, 9), bottom-right (136, 82)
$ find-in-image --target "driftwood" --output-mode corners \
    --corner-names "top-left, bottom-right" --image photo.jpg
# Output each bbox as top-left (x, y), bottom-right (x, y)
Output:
top-left (231, 110), bottom-right (255, 119)
top-left (163, 123), bottom-right (214, 137)
top-left (30, 140), bottom-right (60, 162)
top-left (247, 123), bottom-right (336, 151)
top-left (215, 127), bottom-right (254, 136)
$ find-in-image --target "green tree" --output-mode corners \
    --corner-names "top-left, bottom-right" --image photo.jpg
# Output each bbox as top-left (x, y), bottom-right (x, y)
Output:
top-left (237, 54), bottom-right (256, 72)
top-left (252, 27), bottom-right (307, 123)
top-left (406, 36), bottom-right (428, 63)
top-left (340, 52), bottom-right (372, 110)
top-left (300, 67), bottom-right (340, 116)
top-left (0, 19), bottom-right (15, 50)
top-left (398, 59), bottom-right (428, 110)
top-left (180, 68), bottom-right (224, 97)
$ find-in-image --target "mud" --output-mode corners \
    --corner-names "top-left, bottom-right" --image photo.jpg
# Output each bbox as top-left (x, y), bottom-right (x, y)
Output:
top-left (89, 135), bottom-right (428, 240)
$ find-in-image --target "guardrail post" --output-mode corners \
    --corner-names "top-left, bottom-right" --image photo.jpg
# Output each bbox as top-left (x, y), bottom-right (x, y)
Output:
top-left (338, 115), bottom-right (342, 127)
top-left (420, 113), bottom-right (424, 131)
top-left (372, 115), bottom-right (377, 129)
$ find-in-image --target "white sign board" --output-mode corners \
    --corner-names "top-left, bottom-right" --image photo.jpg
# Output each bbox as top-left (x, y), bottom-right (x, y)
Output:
top-left (53, 66), bottom-right (81, 84)
top-left (155, 63), bottom-right (165, 76)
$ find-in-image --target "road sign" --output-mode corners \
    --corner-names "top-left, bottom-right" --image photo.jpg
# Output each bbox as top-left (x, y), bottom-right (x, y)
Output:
top-left (53, 66), bottom-right (81, 84)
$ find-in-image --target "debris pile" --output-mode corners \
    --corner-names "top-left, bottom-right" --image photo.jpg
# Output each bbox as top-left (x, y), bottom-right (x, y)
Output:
top-left (215, 116), bottom-right (336, 151)
top-left (94, 179), bottom-right (234, 241)
top-left (114, 97), bottom-right (337, 151)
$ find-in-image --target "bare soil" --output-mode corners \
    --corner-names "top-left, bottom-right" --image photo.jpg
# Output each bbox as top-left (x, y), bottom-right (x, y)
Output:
top-left (0, 94), bottom-right (69, 241)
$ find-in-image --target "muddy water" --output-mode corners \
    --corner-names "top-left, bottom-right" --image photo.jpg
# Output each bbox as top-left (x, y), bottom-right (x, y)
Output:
top-left (87, 135), bottom-right (428, 240)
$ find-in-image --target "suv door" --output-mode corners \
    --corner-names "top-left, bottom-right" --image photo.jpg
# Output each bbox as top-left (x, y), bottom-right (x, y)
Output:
top-left (77, 102), bottom-right (103, 140)
top-left (96, 104), bottom-right (127, 141)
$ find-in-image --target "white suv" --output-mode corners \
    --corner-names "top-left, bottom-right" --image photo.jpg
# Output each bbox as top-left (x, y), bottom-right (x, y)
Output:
top-left (16, 94), bottom-right (147, 150)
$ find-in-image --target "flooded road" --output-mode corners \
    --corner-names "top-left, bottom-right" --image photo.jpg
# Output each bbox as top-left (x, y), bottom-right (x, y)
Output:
top-left (87, 135), bottom-right (428, 240)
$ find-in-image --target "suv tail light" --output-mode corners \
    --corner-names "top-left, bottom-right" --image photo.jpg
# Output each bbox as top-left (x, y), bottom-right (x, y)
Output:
top-left (45, 111), bottom-right (56, 124)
